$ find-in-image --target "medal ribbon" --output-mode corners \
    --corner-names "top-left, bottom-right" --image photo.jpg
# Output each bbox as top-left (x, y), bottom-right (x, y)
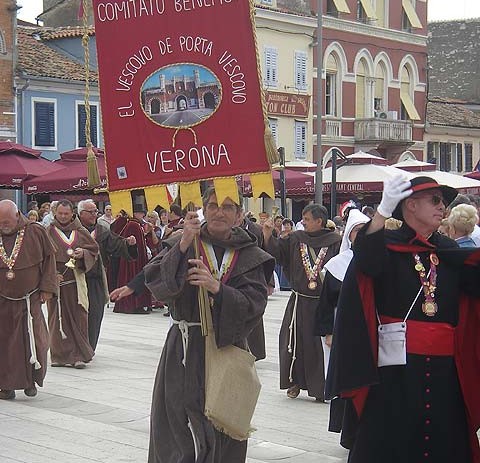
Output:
top-left (0, 228), bottom-right (25, 272)
top-left (199, 240), bottom-right (238, 283)
top-left (413, 253), bottom-right (438, 316)
top-left (53, 227), bottom-right (78, 248)
top-left (300, 243), bottom-right (327, 283)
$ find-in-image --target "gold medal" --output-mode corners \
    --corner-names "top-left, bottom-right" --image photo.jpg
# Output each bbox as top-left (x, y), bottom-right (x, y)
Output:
top-left (422, 301), bottom-right (437, 317)
top-left (415, 263), bottom-right (424, 272)
top-left (430, 254), bottom-right (439, 266)
top-left (66, 248), bottom-right (74, 257)
top-left (308, 280), bottom-right (317, 290)
top-left (6, 269), bottom-right (15, 280)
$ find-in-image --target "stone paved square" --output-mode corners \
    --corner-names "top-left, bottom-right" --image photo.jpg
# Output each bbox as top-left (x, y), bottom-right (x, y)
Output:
top-left (0, 292), bottom-right (348, 463)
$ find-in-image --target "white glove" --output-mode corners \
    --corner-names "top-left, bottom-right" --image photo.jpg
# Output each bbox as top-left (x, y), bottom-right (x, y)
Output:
top-left (377, 175), bottom-right (412, 218)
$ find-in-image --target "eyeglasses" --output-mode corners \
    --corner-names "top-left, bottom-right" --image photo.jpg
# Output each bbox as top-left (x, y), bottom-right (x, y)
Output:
top-left (413, 194), bottom-right (446, 206)
top-left (83, 209), bottom-right (99, 215)
top-left (205, 202), bottom-right (237, 213)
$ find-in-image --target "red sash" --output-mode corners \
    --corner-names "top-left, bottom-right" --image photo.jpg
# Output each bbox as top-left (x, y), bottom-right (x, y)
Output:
top-left (379, 315), bottom-right (454, 357)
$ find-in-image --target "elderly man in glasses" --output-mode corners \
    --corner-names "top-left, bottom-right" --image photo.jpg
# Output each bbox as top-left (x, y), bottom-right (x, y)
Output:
top-left (327, 176), bottom-right (480, 462)
top-left (144, 187), bottom-right (274, 463)
top-left (77, 199), bottom-right (138, 351)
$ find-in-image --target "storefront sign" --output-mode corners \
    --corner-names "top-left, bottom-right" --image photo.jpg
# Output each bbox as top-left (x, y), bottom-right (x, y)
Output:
top-left (265, 91), bottom-right (310, 118)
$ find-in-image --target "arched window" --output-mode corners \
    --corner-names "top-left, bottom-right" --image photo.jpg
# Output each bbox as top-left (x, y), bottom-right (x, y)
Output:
top-left (325, 54), bottom-right (339, 117)
top-left (400, 66), bottom-right (420, 121)
top-left (374, 62), bottom-right (387, 115)
top-left (356, 59), bottom-right (368, 118)
top-left (0, 30), bottom-right (6, 55)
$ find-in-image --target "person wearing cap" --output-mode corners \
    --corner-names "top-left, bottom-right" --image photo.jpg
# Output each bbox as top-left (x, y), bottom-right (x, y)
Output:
top-left (326, 175), bottom-right (480, 462)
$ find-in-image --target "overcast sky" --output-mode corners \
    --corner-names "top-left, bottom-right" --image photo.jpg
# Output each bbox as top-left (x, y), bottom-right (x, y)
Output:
top-left (16, 0), bottom-right (480, 23)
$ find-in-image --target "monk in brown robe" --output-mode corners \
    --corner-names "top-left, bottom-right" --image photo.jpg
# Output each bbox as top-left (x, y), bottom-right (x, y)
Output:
top-left (144, 188), bottom-right (274, 463)
top-left (46, 200), bottom-right (99, 369)
top-left (77, 199), bottom-right (138, 351)
top-left (0, 200), bottom-right (57, 400)
top-left (263, 204), bottom-right (341, 401)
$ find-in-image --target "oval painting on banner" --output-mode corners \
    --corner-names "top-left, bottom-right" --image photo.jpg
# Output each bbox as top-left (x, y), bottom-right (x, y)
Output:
top-left (141, 63), bottom-right (222, 129)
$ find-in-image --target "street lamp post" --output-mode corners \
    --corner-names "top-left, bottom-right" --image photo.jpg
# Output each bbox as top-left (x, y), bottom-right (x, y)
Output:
top-left (331, 148), bottom-right (337, 218)
top-left (315, 0), bottom-right (323, 205)
top-left (278, 146), bottom-right (287, 217)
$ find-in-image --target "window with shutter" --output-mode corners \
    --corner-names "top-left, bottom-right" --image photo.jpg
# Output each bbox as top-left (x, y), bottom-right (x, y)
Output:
top-left (264, 47), bottom-right (278, 87)
top-left (34, 100), bottom-right (56, 148)
top-left (294, 121), bottom-right (307, 159)
top-left (465, 143), bottom-right (473, 172)
top-left (294, 51), bottom-right (307, 91)
top-left (268, 118), bottom-right (278, 146)
top-left (77, 102), bottom-right (98, 148)
top-left (0, 30), bottom-right (6, 54)
top-left (439, 143), bottom-right (451, 172)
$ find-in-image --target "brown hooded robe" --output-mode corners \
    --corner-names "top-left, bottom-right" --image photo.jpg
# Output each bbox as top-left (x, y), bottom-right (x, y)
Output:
top-left (0, 215), bottom-right (57, 390)
top-left (47, 217), bottom-right (98, 365)
top-left (144, 226), bottom-right (274, 463)
top-left (265, 229), bottom-right (341, 399)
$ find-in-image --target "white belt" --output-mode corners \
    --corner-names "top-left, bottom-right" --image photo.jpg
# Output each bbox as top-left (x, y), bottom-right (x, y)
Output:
top-left (0, 288), bottom-right (41, 370)
top-left (288, 290), bottom-right (320, 383)
top-left (171, 318), bottom-right (202, 367)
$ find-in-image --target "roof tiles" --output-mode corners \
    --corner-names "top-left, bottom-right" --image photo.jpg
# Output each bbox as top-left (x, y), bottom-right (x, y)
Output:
top-left (17, 26), bottom-right (97, 83)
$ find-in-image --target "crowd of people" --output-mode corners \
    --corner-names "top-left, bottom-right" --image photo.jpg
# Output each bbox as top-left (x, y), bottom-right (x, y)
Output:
top-left (1, 175), bottom-right (480, 462)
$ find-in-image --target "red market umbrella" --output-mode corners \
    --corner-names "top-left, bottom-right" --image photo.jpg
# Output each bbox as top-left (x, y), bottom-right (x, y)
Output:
top-left (0, 142), bottom-right (62, 188)
top-left (464, 171), bottom-right (480, 180)
top-left (0, 141), bottom-right (42, 157)
top-left (240, 169), bottom-right (315, 197)
top-left (23, 148), bottom-right (107, 194)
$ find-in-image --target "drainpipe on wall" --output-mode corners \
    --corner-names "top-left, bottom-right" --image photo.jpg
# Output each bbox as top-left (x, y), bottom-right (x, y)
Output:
top-left (15, 76), bottom-right (30, 211)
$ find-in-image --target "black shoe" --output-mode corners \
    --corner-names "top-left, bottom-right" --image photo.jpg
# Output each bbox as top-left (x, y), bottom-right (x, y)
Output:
top-left (0, 389), bottom-right (15, 400)
top-left (24, 386), bottom-right (37, 397)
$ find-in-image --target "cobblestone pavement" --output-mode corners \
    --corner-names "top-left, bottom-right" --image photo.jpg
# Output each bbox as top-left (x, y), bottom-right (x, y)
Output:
top-left (0, 292), bottom-right (348, 463)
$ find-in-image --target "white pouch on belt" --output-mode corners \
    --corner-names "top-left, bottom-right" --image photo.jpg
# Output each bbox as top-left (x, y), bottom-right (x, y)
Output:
top-left (377, 322), bottom-right (406, 367)
top-left (376, 275), bottom-right (426, 368)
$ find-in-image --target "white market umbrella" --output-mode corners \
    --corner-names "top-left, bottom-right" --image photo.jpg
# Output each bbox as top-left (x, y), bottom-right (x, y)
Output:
top-left (392, 159), bottom-right (480, 194)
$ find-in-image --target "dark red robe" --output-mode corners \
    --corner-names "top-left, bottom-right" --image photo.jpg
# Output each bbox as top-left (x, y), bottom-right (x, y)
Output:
top-left (111, 217), bottom-right (151, 313)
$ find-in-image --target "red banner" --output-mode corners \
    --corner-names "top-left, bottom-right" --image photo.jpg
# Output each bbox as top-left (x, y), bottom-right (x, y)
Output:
top-left (93, 0), bottom-right (270, 193)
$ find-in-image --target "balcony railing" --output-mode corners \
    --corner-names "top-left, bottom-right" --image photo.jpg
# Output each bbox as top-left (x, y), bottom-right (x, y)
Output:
top-left (354, 118), bottom-right (413, 143)
top-left (325, 119), bottom-right (342, 138)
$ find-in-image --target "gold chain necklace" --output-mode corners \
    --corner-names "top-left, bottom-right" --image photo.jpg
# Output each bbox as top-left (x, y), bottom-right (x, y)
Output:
top-left (0, 228), bottom-right (25, 280)
top-left (300, 243), bottom-right (327, 290)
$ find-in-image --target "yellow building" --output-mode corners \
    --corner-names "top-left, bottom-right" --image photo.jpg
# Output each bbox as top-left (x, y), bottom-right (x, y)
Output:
top-left (249, 1), bottom-right (316, 219)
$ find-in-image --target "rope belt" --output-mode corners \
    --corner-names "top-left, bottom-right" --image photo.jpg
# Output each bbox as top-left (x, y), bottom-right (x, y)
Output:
top-left (0, 288), bottom-right (41, 370)
top-left (57, 280), bottom-right (76, 340)
top-left (171, 318), bottom-right (202, 367)
top-left (288, 290), bottom-right (320, 383)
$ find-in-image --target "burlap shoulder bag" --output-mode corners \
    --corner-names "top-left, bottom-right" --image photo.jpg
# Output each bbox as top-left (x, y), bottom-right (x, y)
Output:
top-left (204, 305), bottom-right (261, 441)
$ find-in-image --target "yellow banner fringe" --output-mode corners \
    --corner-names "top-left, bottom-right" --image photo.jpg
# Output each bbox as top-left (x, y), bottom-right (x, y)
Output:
top-left (180, 181), bottom-right (203, 208)
top-left (250, 172), bottom-right (274, 199)
top-left (109, 190), bottom-right (133, 217)
top-left (213, 177), bottom-right (240, 206)
top-left (145, 186), bottom-right (169, 212)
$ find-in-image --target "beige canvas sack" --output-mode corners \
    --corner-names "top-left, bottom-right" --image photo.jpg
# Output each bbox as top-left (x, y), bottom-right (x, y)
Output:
top-left (203, 304), bottom-right (261, 441)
